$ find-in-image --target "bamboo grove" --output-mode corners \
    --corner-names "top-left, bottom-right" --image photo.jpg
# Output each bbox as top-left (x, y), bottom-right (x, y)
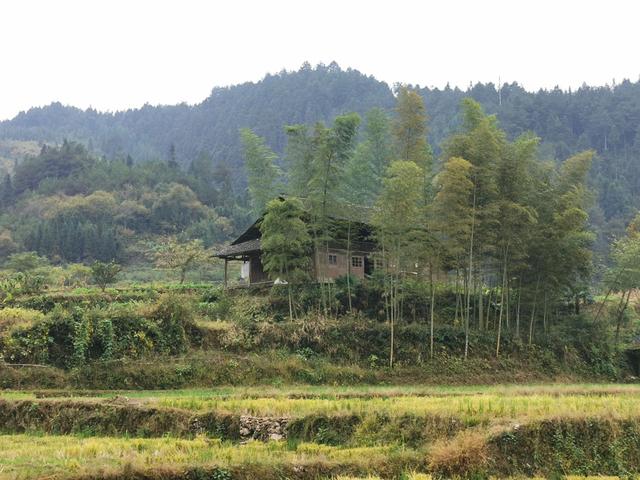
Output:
top-left (241, 87), bottom-right (595, 366)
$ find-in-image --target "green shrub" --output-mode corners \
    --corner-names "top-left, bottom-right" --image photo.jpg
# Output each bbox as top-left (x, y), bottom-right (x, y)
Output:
top-left (1, 295), bottom-right (197, 368)
top-left (0, 307), bottom-right (44, 333)
top-left (200, 287), bottom-right (234, 320)
top-left (1, 313), bottom-right (53, 365)
top-left (146, 294), bottom-right (194, 355)
top-left (229, 292), bottom-right (272, 325)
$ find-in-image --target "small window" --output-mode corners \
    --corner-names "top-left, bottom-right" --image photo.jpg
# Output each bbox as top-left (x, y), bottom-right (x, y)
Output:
top-left (328, 254), bottom-right (338, 265)
top-left (352, 256), bottom-right (363, 268)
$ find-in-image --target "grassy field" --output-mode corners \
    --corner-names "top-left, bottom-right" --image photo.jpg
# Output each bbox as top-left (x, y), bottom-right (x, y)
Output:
top-left (14, 382), bottom-right (640, 400)
top-left (1, 383), bottom-right (640, 479)
top-left (9, 383), bottom-right (640, 419)
top-left (0, 435), bottom-right (414, 479)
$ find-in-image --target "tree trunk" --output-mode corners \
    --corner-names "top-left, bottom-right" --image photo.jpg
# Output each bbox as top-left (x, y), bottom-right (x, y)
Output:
top-left (288, 284), bottom-right (294, 321)
top-left (496, 247), bottom-right (508, 358)
top-left (594, 265), bottom-right (626, 322)
top-left (542, 291), bottom-right (548, 334)
top-left (429, 263), bottom-right (435, 360)
top-left (454, 269), bottom-right (461, 326)
top-left (464, 270), bottom-right (469, 359)
top-left (311, 228), bottom-right (327, 316)
top-left (389, 273), bottom-right (396, 369)
top-left (505, 275), bottom-right (510, 330)
top-left (528, 276), bottom-right (540, 345)
top-left (465, 187), bottom-right (477, 360)
top-left (346, 221), bottom-right (352, 313)
top-left (478, 276), bottom-right (484, 331)
top-left (381, 242), bottom-right (389, 327)
top-left (615, 290), bottom-right (632, 346)
top-left (515, 278), bottom-right (522, 339)
top-left (486, 287), bottom-right (493, 330)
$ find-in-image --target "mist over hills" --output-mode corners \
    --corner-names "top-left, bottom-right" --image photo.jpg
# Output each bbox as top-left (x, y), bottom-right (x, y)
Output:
top-left (2, 62), bottom-right (640, 239)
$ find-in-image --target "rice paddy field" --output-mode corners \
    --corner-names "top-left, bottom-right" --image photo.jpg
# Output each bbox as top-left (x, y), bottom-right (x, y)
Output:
top-left (1, 383), bottom-right (640, 479)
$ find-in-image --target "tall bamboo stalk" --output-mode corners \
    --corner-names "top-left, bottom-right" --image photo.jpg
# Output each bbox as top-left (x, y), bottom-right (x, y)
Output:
top-left (528, 275), bottom-right (541, 345)
top-left (465, 186), bottom-right (477, 360)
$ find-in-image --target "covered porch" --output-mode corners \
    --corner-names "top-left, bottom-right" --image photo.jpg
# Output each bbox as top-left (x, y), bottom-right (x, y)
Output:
top-left (215, 238), bottom-right (270, 288)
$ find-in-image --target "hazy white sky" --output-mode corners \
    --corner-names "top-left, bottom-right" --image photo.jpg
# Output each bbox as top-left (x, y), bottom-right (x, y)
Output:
top-left (1, 0), bottom-right (638, 120)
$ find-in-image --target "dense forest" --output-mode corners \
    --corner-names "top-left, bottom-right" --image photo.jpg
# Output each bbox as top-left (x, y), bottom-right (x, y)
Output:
top-left (0, 140), bottom-right (239, 285)
top-left (2, 64), bottom-right (640, 229)
top-left (0, 84), bottom-right (632, 378)
top-left (2, 63), bottom-right (640, 267)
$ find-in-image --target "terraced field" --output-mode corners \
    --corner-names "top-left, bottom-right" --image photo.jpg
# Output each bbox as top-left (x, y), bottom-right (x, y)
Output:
top-left (1, 384), bottom-right (640, 479)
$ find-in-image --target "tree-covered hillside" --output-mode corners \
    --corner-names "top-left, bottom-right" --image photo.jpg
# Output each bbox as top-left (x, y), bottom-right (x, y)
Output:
top-left (0, 63), bottom-right (394, 174)
top-left (2, 63), bottom-right (640, 254)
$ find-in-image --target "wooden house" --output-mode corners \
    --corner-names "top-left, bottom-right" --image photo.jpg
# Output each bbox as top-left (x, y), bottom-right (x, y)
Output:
top-left (215, 214), bottom-right (376, 287)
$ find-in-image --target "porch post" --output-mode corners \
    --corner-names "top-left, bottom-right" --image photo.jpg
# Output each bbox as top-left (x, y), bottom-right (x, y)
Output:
top-left (224, 258), bottom-right (228, 289)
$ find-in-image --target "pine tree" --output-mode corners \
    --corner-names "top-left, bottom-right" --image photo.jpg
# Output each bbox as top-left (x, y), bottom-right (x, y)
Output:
top-left (0, 174), bottom-right (14, 208)
top-left (168, 143), bottom-right (178, 169)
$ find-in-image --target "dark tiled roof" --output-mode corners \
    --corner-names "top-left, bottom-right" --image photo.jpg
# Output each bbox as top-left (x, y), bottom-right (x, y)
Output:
top-left (215, 239), bottom-right (261, 258)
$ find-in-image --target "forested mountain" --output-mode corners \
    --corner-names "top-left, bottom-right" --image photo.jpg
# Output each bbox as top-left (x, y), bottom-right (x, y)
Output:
top-left (0, 63), bottom-right (394, 174)
top-left (2, 63), bottom-right (640, 258)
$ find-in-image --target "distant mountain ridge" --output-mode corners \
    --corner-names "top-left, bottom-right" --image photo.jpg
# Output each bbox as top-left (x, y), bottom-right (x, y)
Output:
top-left (2, 63), bottom-right (640, 229)
top-left (0, 63), bottom-right (395, 169)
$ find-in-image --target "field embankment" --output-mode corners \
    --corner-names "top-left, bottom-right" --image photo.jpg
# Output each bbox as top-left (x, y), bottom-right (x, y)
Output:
top-left (2, 384), bottom-right (640, 479)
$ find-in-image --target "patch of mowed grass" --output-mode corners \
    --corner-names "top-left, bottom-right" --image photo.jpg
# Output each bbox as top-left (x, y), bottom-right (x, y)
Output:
top-left (0, 434), bottom-right (419, 479)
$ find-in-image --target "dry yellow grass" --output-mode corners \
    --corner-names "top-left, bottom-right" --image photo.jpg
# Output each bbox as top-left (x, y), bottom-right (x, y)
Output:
top-left (0, 307), bottom-right (44, 334)
top-left (428, 430), bottom-right (488, 475)
top-left (334, 475), bottom-right (430, 480)
top-left (5, 383), bottom-right (640, 424)
top-left (1, 383), bottom-right (639, 479)
top-left (0, 434), bottom-right (401, 479)
top-left (150, 392), bottom-right (640, 423)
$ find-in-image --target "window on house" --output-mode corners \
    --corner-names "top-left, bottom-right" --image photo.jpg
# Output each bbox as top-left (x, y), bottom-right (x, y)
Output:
top-left (352, 256), bottom-right (363, 268)
top-left (328, 254), bottom-right (338, 265)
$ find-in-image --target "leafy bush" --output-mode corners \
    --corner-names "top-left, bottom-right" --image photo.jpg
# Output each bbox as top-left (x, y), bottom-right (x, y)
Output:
top-left (0, 272), bottom-right (47, 301)
top-left (229, 292), bottom-right (272, 326)
top-left (1, 312), bottom-right (53, 365)
top-left (0, 307), bottom-right (44, 333)
top-left (145, 294), bottom-right (194, 355)
top-left (61, 263), bottom-right (92, 288)
top-left (90, 260), bottom-right (121, 291)
top-left (1, 294), bottom-right (197, 368)
top-left (200, 287), bottom-right (234, 320)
